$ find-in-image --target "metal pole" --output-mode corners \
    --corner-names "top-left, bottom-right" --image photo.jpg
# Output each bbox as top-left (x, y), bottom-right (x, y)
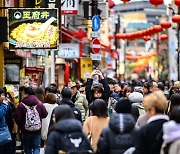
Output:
top-left (91, 0), bottom-right (99, 68)
top-left (178, 8), bottom-right (180, 81)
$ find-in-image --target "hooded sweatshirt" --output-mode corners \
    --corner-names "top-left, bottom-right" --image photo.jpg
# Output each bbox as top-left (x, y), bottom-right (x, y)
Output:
top-left (14, 95), bottom-right (48, 135)
top-left (96, 113), bottom-right (137, 154)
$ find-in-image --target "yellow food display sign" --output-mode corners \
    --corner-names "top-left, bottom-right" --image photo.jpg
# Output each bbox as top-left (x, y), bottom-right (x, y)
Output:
top-left (8, 8), bottom-right (59, 50)
top-left (80, 58), bottom-right (92, 81)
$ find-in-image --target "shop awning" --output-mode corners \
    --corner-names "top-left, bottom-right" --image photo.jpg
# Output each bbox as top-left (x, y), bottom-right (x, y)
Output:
top-left (61, 27), bottom-right (87, 42)
top-left (61, 27), bottom-right (112, 53)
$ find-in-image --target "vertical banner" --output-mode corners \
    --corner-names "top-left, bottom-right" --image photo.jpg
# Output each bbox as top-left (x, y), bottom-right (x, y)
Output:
top-left (80, 58), bottom-right (92, 81)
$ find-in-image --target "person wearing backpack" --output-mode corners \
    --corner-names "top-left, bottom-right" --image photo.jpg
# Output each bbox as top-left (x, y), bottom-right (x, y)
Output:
top-left (15, 87), bottom-right (48, 154)
top-left (45, 104), bottom-right (93, 154)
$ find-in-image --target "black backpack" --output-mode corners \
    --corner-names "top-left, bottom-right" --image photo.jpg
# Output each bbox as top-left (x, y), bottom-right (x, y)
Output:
top-left (57, 131), bottom-right (93, 154)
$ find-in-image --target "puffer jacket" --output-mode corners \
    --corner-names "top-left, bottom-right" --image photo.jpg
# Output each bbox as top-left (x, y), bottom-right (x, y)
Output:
top-left (96, 113), bottom-right (137, 154)
top-left (45, 119), bottom-right (92, 154)
top-left (74, 91), bottom-right (88, 121)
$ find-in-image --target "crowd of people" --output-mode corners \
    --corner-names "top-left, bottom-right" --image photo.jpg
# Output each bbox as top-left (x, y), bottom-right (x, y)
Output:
top-left (0, 69), bottom-right (180, 154)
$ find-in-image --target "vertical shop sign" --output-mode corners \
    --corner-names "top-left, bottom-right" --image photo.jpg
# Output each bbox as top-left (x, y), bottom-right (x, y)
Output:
top-left (61, 0), bottom-right (79, 15)
top-left (80, 58), bottom-right (93, 80)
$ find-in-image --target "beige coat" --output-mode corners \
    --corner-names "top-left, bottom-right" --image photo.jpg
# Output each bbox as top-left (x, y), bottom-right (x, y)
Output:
top-left (83, 116), bottom-right (109, 151)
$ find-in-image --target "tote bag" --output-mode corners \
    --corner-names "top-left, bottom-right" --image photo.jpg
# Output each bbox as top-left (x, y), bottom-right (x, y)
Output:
top-left (0, 126), bottom-right (12, 145)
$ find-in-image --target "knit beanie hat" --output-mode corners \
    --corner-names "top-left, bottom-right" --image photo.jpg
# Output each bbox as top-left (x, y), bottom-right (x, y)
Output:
top-left (115, 98), bottom-right (131, 113)
top-left (128, 92), bottom-right (143, 103)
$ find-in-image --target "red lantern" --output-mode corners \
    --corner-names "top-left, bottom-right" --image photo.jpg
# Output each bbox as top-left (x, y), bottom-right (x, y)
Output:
top-left (153, 25), bottom-right (163, 33)
top-left (121, 0), bottom-right (131, 4)
top-left (115, 33), bottom-right (126, 39)
top-left (160, 21), bottom-right (171, 29)
top-left (143, 36), bottom-right (151, 41)
top-left (160, 34), bottom-right (168, 41)
top-left (175, 0), bottom-right (180, 7)
top-left (172, 15), bottom-right (180, 23)
top-left (108, 0), bottom-right (115, 8)
top-left (149, 0), bottom-right (163, 7)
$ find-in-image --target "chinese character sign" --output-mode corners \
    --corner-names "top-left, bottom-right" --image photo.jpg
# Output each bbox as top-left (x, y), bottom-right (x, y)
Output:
top-left (8, 8), bottom-right (59, 50)
top-left (80, 58), bottom-right (92, 80)
top-left (61, 0), bottom-right (79, 15)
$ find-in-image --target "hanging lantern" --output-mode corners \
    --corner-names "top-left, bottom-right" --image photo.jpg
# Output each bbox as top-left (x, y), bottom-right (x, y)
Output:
top-left (143, 36), bottom-right (151, 41)
top-left (115, 33), bottom-right (126, 39)
top-left (64, 63), bottom-right (70, 85)
top-left (149, 0), bottom-right (163, 7)
top-left (153, 25), bottom-right (163, 33)
top-left (121, 0), bottom-right (131, 5)
top-left (108, 0), bottom-right (115, 8)
top-left (160, 21), bottom-right (171, 29)
top-left (175, 0), bottom-right (180, 7)
top-left (108, 35), bottom-right (114, 40)
top-left (160, 34), bottom-right (168, 41)
top-left (126, 33), bottom-right (134, 41)
top-left (172, 15), bottom-right (180, 23)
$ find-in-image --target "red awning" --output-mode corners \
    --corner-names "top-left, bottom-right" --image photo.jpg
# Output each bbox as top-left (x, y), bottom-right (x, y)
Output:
top-left (61, 27), bottom-right (111, 53)
top-left (61, 27), bottom-right (87, 42)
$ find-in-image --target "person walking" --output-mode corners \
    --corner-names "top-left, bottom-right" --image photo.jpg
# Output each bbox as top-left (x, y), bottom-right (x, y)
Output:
top-left (45, 105), bottom-right (92, 154)
top-left (0, 88), bottom-right (13, 154)
top-left (15, 87), bottom-right (48, 154)
top-left (161, 106), bottom-right (180, 154)
top-left (96, 98), bottom-right (137, 154)
top-left (58, 87), bottom-right (82, 122)
top-left (83, 99), bottom-right (109, 151)
top-left (41, 93), bottom-right (58, 143)
top-left (68, 82), bottom-right (88, 122)
top-left (133, 90), bottom-right (169, 154)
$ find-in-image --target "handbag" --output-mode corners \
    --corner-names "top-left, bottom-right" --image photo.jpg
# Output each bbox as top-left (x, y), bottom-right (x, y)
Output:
top-left (0, 126), bottom-right (12, 145)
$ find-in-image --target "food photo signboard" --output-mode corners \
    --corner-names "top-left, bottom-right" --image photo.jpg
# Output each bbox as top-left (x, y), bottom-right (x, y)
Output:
top-left (8, 8), bottom-right (59, 50)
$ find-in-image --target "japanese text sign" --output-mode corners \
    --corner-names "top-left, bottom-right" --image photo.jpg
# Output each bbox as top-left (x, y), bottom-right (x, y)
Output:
top-left (58, 43), bottom-right (79, 58)
top-left (8, 8), bottom-right (59, 50)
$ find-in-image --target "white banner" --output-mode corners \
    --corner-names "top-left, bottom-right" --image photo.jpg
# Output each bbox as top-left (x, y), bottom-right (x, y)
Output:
top-left (58, 43), bottom-right (79, 59)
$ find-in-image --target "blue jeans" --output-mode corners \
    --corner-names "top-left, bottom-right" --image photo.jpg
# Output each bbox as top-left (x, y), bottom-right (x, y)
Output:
top-left (23, 134), bottom-right (41, 154)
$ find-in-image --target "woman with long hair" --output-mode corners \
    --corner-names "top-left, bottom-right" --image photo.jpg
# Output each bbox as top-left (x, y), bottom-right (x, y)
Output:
top-left (83, 99), bottom-right (109, 151)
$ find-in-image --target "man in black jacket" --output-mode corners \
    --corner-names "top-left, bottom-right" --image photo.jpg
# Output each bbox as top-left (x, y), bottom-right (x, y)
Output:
top-left (49, 87), bottom-right (82, 124)
top-left (59, 87), bottom-right (82, 122)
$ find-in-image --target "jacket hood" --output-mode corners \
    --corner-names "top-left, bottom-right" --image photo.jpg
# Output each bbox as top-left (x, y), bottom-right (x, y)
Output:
top-left (109, 113), bottom-right (135, 134)
top-left (60, 98), bottom-right (75, 107)
top-left (163, 120), bottom-right (180, 143)
top-left (22, 95), bottom-right (40, 106)
top-left (53, 119), bottom-right (82, 133)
